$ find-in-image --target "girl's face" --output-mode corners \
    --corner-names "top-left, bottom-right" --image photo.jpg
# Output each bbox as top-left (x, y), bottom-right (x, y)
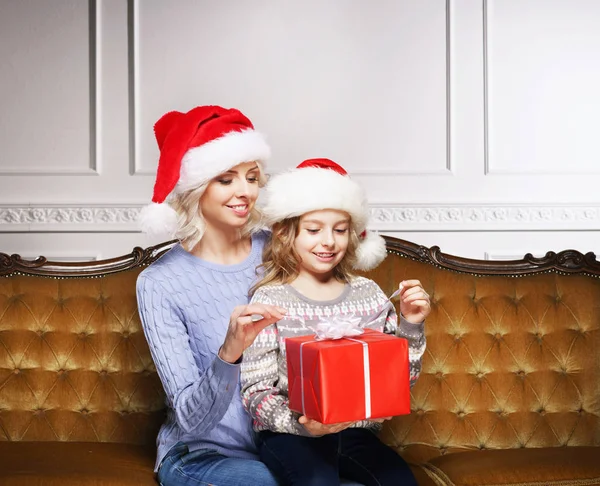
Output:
top-left (200, 161), bottom-right (260, 231)
top-left (293, 209), bottom-right (350, 280)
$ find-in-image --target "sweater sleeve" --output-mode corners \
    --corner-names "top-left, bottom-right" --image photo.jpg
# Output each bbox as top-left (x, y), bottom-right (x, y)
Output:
top-left (368, 282), bottom-right (426, 389)
top-left (240, 288), bottom-right (311, 436)
top-left (136, 274), bottom-right (239, 435)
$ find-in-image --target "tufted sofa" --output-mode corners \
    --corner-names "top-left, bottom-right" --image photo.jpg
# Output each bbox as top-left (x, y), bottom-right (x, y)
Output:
top-left (0, 237), bottom-right (598, 486)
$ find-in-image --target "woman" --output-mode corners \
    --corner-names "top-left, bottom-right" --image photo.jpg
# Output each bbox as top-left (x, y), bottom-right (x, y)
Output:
top-left (137, 105), bottom-right (284, 486)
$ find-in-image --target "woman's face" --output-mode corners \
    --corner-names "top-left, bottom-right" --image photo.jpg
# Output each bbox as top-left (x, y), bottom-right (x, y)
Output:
top-left (200, 161), bottom-right (260, 231)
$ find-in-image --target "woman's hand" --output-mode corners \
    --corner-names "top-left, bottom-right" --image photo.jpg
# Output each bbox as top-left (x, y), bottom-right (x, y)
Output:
top-left (398, 280), bottom-right (431, 324)
top-left (219, 303), bottom-right (287, 363)
top-left (298, 416), bottom-right (354, 436)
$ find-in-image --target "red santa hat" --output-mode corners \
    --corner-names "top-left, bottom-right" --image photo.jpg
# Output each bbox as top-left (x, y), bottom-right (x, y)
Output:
top-left (139, 105), bottom-right (270, 237)
top-left (262, 158), bottom-right (387, 271)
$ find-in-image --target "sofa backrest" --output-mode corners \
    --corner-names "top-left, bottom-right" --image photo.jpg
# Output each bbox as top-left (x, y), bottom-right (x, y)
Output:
top-left (1, 239), bottom-right (599, 457)
top-left (0, 248), bottom-right (167, 445)
top-left (365, 240), bottom-right (600, 464)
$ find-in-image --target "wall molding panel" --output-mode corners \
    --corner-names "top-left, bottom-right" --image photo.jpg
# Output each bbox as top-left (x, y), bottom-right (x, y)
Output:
top-left (483, 0), bottom-right (600, 176)
top-left (0, 0), bottom-right (100, 176)
top-left (1, 1), bottom-right (598, 259)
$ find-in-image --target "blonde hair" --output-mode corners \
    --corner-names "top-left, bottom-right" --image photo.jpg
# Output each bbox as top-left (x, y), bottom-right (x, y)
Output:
top-left (250, 215), bottom-right (360, 295)
top-left (169, 163), bottom-right (267, 251)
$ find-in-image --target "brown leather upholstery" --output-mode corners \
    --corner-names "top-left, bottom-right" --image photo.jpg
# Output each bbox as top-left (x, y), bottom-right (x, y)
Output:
top-left (1, 239), bottom-right (598, 485)
top-left (0, 442), bottom-right (156, 485)
top-left (0, 270), bottom-right (165, 445)
top-left (367, 260), bottom-right (600, 465)
top-left (421, 447), bottom-right (600, 486)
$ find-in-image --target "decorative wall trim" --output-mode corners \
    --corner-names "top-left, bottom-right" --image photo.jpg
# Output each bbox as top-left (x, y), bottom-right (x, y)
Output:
top-left (0, 206), bottom-right (142, 232)
top-left (0, 204), bottom-right (599, 232)
top-left (369, 204), bottom-right (600, 231)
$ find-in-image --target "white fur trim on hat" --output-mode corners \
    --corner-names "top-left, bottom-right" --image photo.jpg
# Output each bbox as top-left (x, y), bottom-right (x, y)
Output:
top-left (354, 231), bottom-right (387, 271)
top-left (176, 129), bottom-right (270, 193)
top-left (262, 167), bottom-right (369, 231)
top-left (138, 202), bottom-right (179, 239)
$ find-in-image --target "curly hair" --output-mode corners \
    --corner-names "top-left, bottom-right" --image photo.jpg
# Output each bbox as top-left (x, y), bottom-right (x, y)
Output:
top-left (250, 215), bottom-right (360, 296)
top-left (169, 164), bottom-right (267, 252)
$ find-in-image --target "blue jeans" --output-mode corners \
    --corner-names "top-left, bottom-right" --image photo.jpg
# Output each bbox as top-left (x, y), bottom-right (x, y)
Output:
top-left (260, 428), bottom-right (417, 486)
top-left (157, 442), bottom-right (279, 486)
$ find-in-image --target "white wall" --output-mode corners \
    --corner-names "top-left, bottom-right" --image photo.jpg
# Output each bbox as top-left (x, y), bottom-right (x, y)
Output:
top-left (0, 0), bottom-right (598, 261)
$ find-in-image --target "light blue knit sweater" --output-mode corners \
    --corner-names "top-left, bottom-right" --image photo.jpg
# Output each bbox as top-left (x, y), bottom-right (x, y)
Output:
top-left (136, 231), bottom-right (269, 471)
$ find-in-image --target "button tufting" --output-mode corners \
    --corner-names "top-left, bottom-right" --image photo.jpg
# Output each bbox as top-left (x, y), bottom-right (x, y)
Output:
top-left (13, 368), bottom-right (21, 375)
top-left (494, 332), bottom-right (502, 340)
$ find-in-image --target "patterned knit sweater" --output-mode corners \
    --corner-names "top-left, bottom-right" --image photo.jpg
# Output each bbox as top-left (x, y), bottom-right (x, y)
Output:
top-left (240, 277), bottom-right (426, 437)
top-left (136, 231), bottom-right (269, 471)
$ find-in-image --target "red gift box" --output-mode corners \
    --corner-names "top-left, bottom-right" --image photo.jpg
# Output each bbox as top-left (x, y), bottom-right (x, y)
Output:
top-left (286, 329), bottom-right (410, 424)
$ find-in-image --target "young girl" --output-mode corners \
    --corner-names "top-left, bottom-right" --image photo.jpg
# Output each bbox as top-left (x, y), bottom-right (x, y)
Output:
top-left (241, 158), bottom-right (429, 486)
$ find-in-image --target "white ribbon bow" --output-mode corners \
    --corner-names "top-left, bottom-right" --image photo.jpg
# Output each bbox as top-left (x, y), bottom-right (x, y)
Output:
top-left (311, 315), bottom-right (364, 340)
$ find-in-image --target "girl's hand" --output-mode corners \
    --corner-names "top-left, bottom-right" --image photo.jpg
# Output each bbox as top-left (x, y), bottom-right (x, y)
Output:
top-left (298, 416), bottom-right (354, 436)
top-left (219, 303), bottom-right (287, 363)
top-left (370, 416), bottom-right (392, 423)
top-left (398, 280), bottom-right (431, 324)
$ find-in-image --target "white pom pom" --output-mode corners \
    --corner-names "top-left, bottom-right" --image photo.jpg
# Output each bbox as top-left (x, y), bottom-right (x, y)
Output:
top-left (138, 202), bottom-right (179, 239)
top-left (353, 231), bottom-right (387, 271)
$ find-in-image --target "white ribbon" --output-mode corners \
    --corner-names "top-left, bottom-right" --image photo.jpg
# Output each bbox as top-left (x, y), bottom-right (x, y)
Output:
top-left (310, 315), bottom-right (364, 340)
top-left (345, 337), bottom-right (371, 419)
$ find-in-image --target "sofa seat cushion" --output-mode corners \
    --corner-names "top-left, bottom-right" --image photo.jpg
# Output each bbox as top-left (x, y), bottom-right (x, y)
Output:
top-left (0, 442), bottom-right (157, 485)
top-left (422, 446), bottom-right (600, 486)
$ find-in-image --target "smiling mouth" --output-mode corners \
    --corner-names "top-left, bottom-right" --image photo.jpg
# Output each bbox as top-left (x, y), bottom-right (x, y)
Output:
top-left (227, 204), bottom-right (249, 214)
top-left (314, 252), bottom-right (336, 259)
